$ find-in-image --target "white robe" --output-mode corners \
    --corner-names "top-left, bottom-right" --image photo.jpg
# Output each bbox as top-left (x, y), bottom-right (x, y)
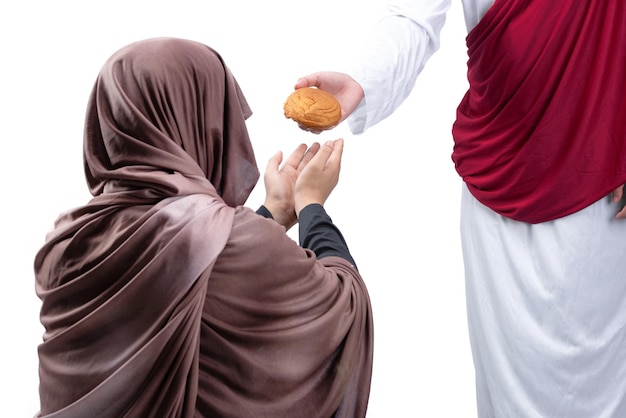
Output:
top-left (343, 1), bottom-right (626, 416)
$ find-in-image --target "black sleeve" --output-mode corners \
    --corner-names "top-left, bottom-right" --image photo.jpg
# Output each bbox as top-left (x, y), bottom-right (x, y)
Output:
top-left (256, 205), bottom-right (273, 219)
top-left (298, 204), bottom-right (356, 267)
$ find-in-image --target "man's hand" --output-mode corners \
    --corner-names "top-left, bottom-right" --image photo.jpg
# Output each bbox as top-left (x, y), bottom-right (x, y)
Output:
top-left (612, 184), bottom-right (626, 219)
top-left (294, 72), bottom-right (364, 133)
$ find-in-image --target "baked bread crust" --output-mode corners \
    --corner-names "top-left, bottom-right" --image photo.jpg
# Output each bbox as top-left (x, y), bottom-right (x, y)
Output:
top-left (284, 87), bottom-right (341, 130)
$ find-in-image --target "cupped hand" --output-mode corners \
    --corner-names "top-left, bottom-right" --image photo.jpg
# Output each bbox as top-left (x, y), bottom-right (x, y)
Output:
top-left (295, 138), bottom-right (344, 216)
top-left (294, 72), bottom-right (364, 132)
top-left (263, 143), bottom-right (320, 229)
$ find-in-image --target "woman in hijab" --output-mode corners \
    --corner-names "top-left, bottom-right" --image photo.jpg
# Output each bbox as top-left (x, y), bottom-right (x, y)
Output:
top-left (34, 37), bottom-right (373, 418)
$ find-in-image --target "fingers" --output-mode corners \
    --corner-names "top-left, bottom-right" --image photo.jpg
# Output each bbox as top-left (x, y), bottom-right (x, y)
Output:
top-left (269, 142), bottom-right (324, 175)
top-left (297, 122), bottom-right (322, 134)
top-left (326, 138), bottom-right (344, 168)
top-left (294, 73), bottom-right (320, 90)
top-left (298, 142), bottom-right (321, 172)
top-left (269, 140), bottom-right (339, 177)
top-left (613, 185), bottom-right (626, 219)
top-left (281, 143), bottom-right (308, 170)
top-left (265, 150), bottom-right (283, 174)
top-left (309, 139), bottom-right (343, 170)
top-left (308, 139), bottom-right (335, 169)
top-left (612, 185), bottom-right (624, 203)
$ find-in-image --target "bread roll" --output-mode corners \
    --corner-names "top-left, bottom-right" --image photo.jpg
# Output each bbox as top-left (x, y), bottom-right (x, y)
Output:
top-left (284, 87), bottom-right (341, 130)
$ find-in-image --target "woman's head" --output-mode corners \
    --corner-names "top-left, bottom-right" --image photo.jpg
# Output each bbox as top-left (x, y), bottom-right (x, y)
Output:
top-left (84, 37), bottom-right (259, 206)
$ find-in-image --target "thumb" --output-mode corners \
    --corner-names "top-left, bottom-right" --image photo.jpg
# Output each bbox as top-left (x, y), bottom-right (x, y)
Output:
top-left (294, 73), bottom-right (320, 90)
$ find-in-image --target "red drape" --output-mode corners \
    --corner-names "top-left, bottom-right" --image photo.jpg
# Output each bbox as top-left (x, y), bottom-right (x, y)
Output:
top-left (452, 0), bottom-right (626, 223)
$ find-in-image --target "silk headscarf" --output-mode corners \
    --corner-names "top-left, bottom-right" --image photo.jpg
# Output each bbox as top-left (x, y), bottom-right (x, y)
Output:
top-left (34, 38), bottom-right (259, 416)
top-left (452, 1), bottom-right (626, 223)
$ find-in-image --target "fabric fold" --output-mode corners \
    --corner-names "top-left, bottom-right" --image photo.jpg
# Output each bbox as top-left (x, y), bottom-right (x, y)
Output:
top-left (452, 1), bottom-right (626, 223)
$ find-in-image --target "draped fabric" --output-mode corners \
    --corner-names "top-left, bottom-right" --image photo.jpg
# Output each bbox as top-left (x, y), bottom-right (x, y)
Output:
top-left (34, 38), bottom-right (373, 417)
top-left (452, 0), bottom-right (626, 223)
top-left (461, 185), bottom-right (626, 417)
top-left (197, 208), bottom-right (373, 418)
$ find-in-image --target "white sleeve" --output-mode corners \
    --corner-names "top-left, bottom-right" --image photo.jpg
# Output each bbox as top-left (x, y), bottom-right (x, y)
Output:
top-left (341, 0), bottom-right (453, 134)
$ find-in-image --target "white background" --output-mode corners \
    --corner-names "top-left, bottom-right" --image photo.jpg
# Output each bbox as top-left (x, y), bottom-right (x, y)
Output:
top-left (1, 1), bottom-right (475, 416)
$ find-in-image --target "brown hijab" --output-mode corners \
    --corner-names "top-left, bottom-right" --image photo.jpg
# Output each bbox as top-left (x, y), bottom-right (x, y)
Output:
top-left (35, 38), bottom-right (373, 417)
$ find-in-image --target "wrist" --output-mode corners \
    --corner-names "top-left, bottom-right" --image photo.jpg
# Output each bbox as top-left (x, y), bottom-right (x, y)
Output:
top-left (264, 200), bottom-right (297, 230)
top-left (295, 199), bottom-right (324, 218)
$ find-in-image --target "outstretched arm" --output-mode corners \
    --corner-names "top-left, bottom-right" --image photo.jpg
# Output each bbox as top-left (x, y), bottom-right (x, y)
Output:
top-left (294, 1), bottom-right (453, 134)
top-left (259, 139), bottom-right (356, 265)
top-left (294, 138), bottom-right (356, 265)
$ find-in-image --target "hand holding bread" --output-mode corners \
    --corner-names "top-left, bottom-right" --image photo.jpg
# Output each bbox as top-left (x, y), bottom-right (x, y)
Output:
top-left (284, 87), bottom-right (342, 131)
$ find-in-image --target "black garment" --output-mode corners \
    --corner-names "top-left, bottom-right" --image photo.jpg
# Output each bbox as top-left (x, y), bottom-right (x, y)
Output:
top-left (256, 204), bottom-right (356, 267)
